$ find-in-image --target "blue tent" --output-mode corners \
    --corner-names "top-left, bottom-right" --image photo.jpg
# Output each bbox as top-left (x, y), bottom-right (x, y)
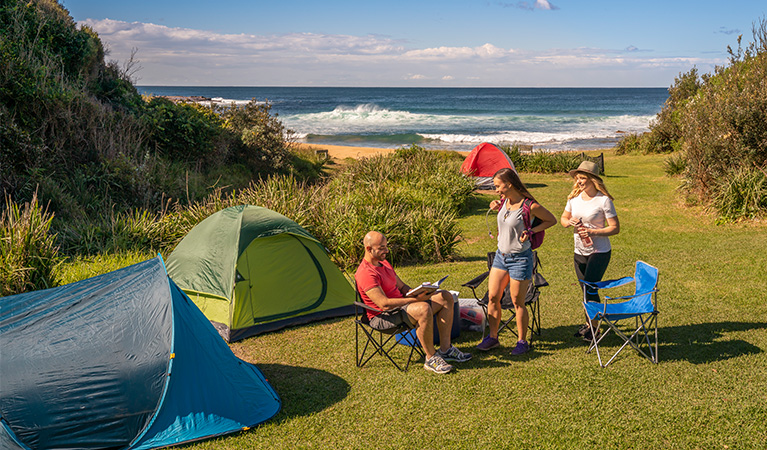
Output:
top-left (0, 256), bottom-right (280, 449)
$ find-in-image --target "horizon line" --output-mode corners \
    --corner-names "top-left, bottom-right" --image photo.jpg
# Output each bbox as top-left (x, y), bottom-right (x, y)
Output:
top-left (136, 85), bottom-right (669, 89)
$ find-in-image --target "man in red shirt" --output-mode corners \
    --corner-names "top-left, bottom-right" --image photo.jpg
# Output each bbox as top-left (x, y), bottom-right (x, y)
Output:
top-left (355, 231), bottom-right (471, 374)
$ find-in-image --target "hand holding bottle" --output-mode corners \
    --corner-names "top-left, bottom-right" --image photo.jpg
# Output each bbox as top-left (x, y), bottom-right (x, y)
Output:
top-left (576, 219), bottom-right (593, 247)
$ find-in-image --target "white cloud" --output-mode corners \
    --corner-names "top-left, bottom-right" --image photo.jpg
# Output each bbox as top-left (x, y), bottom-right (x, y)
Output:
top-left (80, 18), bottom-right (723, 87)
top-left (505, 0), bottom-right (559, 11)
top-left (535, 0), bottom-right (557, 10)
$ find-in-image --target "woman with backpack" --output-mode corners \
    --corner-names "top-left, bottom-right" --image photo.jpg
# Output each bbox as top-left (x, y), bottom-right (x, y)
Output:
top-left (560, 161), bottom-right (620, 342)
top-left (477, 168), bottom-right (556, 355)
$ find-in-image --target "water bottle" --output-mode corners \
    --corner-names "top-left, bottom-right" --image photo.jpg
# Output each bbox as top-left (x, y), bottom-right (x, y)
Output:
top-left (577, 219), bottom-right (593, 247)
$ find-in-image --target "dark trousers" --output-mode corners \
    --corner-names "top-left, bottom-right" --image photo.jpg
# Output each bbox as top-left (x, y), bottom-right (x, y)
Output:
top-left (574, 251), bottom-right (612, 302)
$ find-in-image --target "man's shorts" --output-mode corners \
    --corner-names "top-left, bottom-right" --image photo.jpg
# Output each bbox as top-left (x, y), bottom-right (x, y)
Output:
top-left (369, 300), bottom-right (431, 330)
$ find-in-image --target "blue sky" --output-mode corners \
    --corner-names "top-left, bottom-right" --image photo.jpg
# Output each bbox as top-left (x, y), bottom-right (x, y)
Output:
top-left (61, 0), bottom-right (766, 87)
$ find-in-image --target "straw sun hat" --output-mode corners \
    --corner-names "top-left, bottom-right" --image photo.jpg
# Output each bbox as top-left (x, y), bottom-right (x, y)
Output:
top-left (568, 161), bottom-right (602, 182)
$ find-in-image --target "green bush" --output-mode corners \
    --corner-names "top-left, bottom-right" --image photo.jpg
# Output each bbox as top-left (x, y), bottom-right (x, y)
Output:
top-left (498, 145), bottom-right (587, 174)
top-left (615, 19), bottom-right (767, 221)
top-left (616, 68), bottom-right (700, 156)
top-left (679, 50), bottom-right (767, 203)
top-left (711, 166), bottom-right (767, 222)
top-left (663, 152), bottom-right (687, 176)
top-left (615, 133), bottom-right (646, 155)
top-left (143, 97), bottom-right (223, 164)
top-left (220, 100), bottom-right (295, 175)
top-left (1, 193), bottom-right (60, 296)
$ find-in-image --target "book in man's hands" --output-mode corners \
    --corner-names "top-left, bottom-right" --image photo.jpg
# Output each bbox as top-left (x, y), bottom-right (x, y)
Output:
top-left (406, 275), bottom-right (449, 297)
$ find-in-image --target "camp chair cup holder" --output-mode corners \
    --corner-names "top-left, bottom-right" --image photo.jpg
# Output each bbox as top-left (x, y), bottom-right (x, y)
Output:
top-left (581, 260), bottom-right (660, 367)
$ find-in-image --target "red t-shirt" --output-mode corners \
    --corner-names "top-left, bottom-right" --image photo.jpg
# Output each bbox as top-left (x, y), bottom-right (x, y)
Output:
top-left (355, 259), bottom-right (403, 319)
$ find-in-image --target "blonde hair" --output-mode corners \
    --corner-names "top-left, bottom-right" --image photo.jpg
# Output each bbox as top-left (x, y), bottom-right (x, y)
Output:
top-left (567, 173), bottom-right (614, 200)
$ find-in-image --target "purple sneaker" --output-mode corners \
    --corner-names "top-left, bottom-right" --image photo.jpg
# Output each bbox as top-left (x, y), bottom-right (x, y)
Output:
top-left (511, 340), bottom-right (530, 355)
top-left (477, 335), bottom-right (500, 351)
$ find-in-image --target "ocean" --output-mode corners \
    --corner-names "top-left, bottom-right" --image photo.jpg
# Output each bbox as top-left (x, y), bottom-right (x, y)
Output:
top-left (137, 86), bottom-right (668, 152)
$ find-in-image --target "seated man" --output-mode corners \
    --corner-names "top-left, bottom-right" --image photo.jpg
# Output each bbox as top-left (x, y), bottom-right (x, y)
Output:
top-left (355, 231), bottom-right (471, 374)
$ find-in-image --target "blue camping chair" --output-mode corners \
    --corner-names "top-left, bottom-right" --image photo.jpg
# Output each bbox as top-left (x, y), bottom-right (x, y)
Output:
top-left (581, 261), bottom-right (659, 367)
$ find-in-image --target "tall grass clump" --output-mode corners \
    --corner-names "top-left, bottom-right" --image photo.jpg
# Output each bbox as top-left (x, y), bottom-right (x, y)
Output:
top-left (313, 146), bottom-right (472, 268)
top-left (710, 166), bottom-right (767, 222)
top-left (522, 150), bottom-right (583, 173)
top-left (1, 193), bottom-right (60, 296)
top-left (498, 145), bottom-right (588, 174)
top-left (663, 152), bottom-right (687, 176)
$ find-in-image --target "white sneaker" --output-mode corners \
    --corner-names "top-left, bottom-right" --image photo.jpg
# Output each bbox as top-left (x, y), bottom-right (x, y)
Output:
top-left (438, 345), bottom-right (473, 362)
top-left (424, 354), bottom-right (454, 374)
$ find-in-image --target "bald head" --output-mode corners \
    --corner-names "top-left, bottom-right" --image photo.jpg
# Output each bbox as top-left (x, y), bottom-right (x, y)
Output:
top-left (364, 231), bottom-right (385, 248)
top-left (363, 231), bottom-right (389, 264)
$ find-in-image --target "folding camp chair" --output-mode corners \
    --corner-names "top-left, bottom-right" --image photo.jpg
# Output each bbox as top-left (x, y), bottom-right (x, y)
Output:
top-left (581, 260), bottom-right (660, 367)
top-left (461, 250), bottom-right (548, 342)
top-left (354, 289), bottom-right (424, 371)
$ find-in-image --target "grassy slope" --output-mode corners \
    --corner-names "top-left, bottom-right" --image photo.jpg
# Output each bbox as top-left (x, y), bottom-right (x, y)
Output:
top-left (59, 151), bottom-right (767, 449)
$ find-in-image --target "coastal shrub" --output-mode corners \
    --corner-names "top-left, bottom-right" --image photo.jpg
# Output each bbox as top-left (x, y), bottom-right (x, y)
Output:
top-left (523, 150), bottom-right (582, 174)
top-left (148, 147), bottom-right (472, 269)
top-left (313, 146), bottom-right (470, 267)
top-left (499, 145), bottom-right (584, 174)
top-left (679, 45), bottom-right (767, 203)
top-left (499, 144), bottom-right (525, 169)
top-left (615, 133), bottom-right (646, 155)
top-left (663, 152), bottom-right (687, 176)
top-left (317, 178), bottom-right (462, 268)
top-left (1, 193), bottom-right (60, 296)
top-left (220, 100), bottom-right (296, 175)
top-left (616, 68), bottom-right (701, 156)
top-left (710, 166), bottom-right (767, 222)
top-left (287, 146), bottom-right (331, 182)
top-left (143, 97), bottom-right (223, 164)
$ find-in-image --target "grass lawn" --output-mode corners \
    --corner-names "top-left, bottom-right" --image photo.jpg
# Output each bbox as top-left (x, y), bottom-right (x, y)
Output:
top-left (59, 151), bottom-right (767, 449)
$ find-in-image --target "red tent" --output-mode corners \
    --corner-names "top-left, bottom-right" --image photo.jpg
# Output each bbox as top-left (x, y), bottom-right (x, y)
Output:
top-left (460, 143), bottom-right (516, 189)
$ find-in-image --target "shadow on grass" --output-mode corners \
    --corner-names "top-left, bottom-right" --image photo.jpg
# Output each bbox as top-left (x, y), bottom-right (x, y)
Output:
top-left (450, 331), bottom-right (549, 366)
top-left (660, 321), bottom-right (765, 364)
top-left (533, 322), bottom-right (765, 364)
top-left (257, 364), bottom-right (350, 419)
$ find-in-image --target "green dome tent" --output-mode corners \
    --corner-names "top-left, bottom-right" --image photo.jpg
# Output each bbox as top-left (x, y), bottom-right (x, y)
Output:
top-left (166, 205), bottom-right (355, 342)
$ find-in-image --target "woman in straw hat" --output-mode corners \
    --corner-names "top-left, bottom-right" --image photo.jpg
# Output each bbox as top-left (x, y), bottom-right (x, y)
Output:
top-left (560, 161), bottom-right (620, 342)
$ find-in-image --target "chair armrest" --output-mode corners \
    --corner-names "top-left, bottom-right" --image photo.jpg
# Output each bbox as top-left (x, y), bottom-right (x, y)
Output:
top-left (604, 288), bottom-right (659, 302)
top-left (462, 271), bottom-right (490, 289)
top-left (579, 276), bottom-right (634, 290)
top-left (354, 301), bottom-right (383, 313)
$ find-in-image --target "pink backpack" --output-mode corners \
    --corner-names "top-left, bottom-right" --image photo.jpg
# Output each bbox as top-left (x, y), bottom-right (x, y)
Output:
top-left (522, 198), bottom-right (545, 250)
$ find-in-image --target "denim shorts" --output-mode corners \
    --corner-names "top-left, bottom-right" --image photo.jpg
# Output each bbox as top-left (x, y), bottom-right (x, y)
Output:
top-left (491, 247), bottom-right (534, 281)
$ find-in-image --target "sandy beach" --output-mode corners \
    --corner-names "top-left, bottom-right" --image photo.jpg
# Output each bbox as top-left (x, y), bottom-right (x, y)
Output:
top-left (296, 142), bottom-right (470, 164)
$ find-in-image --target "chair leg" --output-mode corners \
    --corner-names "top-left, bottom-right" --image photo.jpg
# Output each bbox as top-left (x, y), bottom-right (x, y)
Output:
top-left (589, 314), bottom-right (659, 367)
top-left (356, 321), bottom-right (424, 371)
top-left (528, 300), bottom-right (541, 340)
top-left (483, 302), bottom-right (541, 343)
